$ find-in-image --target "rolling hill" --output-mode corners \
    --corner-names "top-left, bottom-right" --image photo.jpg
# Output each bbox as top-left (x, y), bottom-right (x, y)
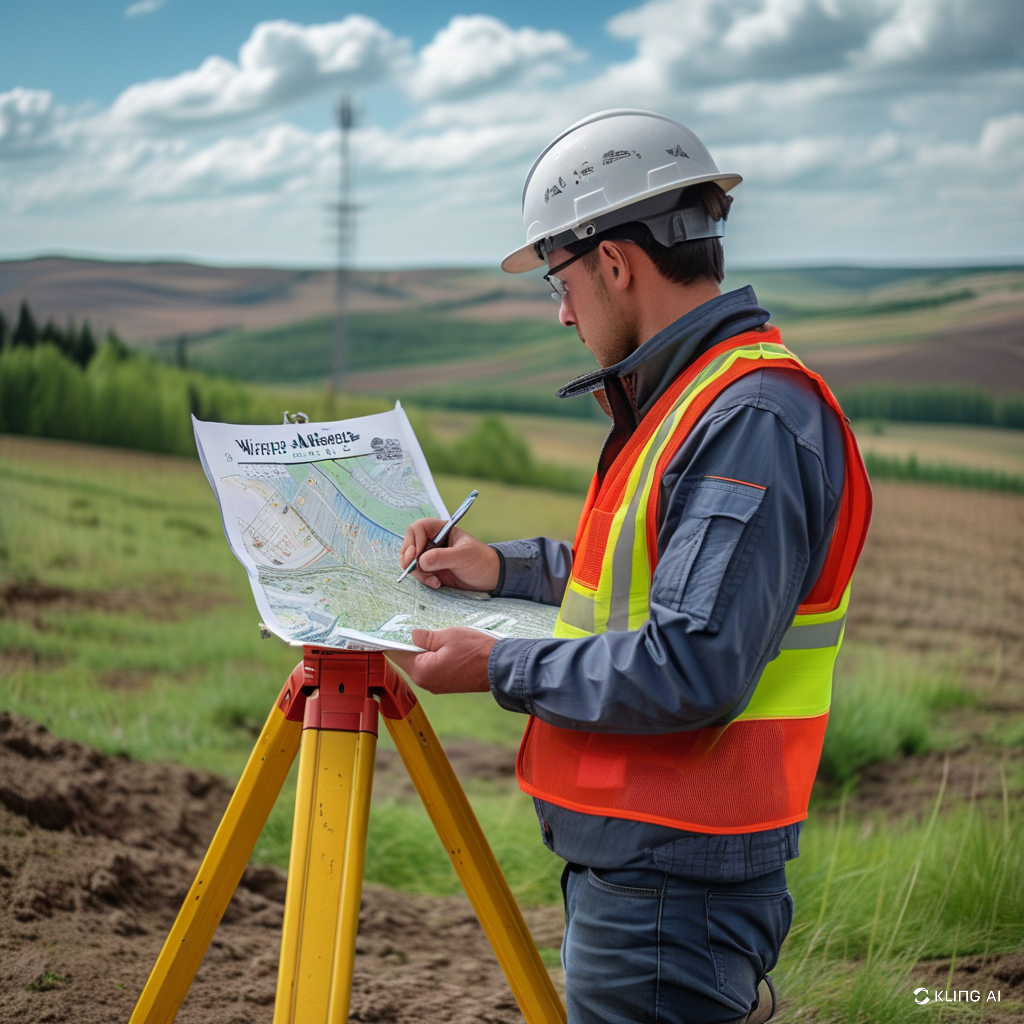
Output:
top-left (3, 258), bottom-right (1023, 414)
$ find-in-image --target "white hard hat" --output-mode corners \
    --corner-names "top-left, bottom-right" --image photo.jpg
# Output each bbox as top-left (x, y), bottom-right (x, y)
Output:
top-left (502, 109), bottom-right (742, 274)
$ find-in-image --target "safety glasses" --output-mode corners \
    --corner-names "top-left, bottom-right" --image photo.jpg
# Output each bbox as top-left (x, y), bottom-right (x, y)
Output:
top-left (543, 241), bottom-right (600, 300)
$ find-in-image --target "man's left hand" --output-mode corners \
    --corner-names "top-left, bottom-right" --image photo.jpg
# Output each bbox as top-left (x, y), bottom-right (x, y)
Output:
top-left (386, 627), bottom-right (496, 694)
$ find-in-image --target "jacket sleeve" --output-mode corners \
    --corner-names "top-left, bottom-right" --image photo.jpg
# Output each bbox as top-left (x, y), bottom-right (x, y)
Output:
top-left (487, 371), bottom-right (845, 730)
top-left (489, 537), bottom-right (573, 607)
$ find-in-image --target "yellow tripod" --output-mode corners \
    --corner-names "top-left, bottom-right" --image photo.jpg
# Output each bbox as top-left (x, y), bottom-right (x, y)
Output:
top-left (129, 647), bottom-right (566, 1024)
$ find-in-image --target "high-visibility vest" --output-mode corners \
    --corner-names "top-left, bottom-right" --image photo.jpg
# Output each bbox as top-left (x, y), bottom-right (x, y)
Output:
top-left (516, 327), bottom-right (872, 834)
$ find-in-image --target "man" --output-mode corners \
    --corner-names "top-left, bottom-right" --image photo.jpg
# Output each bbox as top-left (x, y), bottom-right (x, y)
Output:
top-left (389, 110), bottom-right (871, 1024)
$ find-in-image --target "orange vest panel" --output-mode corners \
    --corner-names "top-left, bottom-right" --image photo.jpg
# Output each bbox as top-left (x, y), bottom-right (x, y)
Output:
top-left (516, 329), bottom-right (872, 834)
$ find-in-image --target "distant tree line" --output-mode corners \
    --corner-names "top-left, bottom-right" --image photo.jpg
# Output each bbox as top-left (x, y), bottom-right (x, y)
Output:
top-left (0, 310), bottom-right (589, 492)
top-left (838, 384), bottom-right (1024, 430)
top-left (0, 300), bottom-right (104, 367)
top-left (861, 452), bottom-right (1024, 494)
top-left (0, 336), bottom-right (281, 456)
top-left (0, 302), bottom-right (321, 456)
top-left (5, 301), bottom-right (1018, 495)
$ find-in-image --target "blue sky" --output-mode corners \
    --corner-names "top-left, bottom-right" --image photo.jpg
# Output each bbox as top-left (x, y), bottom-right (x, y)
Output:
top-left (0, 1), bottom-right (633, 108)
top-left (2, 0), bottom-right (1023, 269)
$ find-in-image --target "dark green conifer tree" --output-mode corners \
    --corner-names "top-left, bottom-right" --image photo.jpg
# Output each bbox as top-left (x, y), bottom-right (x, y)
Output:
top-left (12, 301), bottom-right (38, 348)
top-left (40, 319), bottom-right (75, 360)
top-left (74, 321), bottom-right (97, 366)
top-left (0, 309), bottom-right (7, 350)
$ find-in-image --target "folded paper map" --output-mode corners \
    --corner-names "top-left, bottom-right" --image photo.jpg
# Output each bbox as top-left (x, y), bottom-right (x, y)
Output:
top-left (193, 405), bottom-right (558, 651)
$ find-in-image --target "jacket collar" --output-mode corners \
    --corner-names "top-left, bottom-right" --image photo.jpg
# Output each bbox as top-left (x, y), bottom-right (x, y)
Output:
top-left (555, 285), bottom-right (770, 419)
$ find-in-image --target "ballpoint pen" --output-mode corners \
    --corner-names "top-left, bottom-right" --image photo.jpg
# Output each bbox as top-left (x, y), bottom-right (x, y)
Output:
top-left (396, 489), bottom-right (479, 583)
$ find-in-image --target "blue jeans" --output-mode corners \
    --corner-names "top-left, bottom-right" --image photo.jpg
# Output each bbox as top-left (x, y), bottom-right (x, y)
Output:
top-left (561, 863), bottom-right (792, 1024)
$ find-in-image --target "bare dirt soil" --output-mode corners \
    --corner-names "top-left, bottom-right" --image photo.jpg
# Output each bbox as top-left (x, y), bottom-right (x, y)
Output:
top-left (840, 745), bottom-right (1024, 820)
top-left (917, 953), bottom-right (1024, 1022)
top-left (0, 579), bottom-right (229, 624)
top-left (848, 480), bottom-right (1024, 690)
top-left (801, 313), bottom-right (1024, 394)
top-left (0, 711), bottom-right (563, 1024)
top-left (830, 480), bottom-right (1024, 817)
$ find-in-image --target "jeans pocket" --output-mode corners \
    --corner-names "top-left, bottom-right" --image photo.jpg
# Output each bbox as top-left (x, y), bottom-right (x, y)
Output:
top-left (706, 889), bottom-right (794, 1007)
top-left (586, 868), bottom-right (662, 899)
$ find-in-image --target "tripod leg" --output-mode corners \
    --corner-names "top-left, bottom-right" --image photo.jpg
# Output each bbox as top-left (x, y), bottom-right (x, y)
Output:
top-left (129, 694), bottom-right (303, 1024)
top-left (274, 674), bottom-right (378, 1024)
top-left (384, 700), bottom-right (567, 1024)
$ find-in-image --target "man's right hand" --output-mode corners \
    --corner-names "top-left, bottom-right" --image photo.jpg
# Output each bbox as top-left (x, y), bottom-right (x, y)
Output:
top-left (399, 520), bottom-right (500, 592)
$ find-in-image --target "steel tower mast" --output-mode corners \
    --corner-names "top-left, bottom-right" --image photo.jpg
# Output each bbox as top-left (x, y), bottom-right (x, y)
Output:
top-left (331, 94), bottom-right (355, 396)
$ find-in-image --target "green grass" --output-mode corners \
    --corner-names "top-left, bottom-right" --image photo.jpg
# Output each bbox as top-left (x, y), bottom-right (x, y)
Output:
top-left (822, 646), bottom-right (970, 784)
top-left (26, 971), bottom-right (68, 992)
top-left (3, 434), bottom-right (1022, 1020)
top-left (778, 783), bottom-right (1024, 1022)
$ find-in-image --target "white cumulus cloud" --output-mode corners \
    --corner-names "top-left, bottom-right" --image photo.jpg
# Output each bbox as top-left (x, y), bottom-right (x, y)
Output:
top-left (607, 0), bottom-right (875, 87)
top-left (0, 88), bottom-right (59, 158)
top-left (407, 15), bottom-right (581, 103)
top-left (862, 0), bottom-right (1024, 73)
top-left (111, 17), bottom-right (410, 130)
top-left (607, 0), bottom-right (1024, 88)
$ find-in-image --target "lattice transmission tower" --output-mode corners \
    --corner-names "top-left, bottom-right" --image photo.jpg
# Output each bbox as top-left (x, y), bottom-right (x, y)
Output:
top-left (331, 93), bottom-right (356, 395)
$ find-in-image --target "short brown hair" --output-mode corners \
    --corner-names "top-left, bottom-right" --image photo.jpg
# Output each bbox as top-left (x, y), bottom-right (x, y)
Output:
top-left (567, 181), bottom-right (733, 285)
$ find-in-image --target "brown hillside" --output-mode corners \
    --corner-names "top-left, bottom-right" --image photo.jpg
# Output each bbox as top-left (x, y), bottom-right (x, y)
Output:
top-left (0, 257), bottom-right (552, 342)
top-left (802, 315), bottom-right (1024, 394)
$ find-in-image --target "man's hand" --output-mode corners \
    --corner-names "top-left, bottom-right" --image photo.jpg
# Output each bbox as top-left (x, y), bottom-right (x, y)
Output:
top-left (387, 628), bottom-right (496, 694)
top-left (399, 520), bottom-right (500, 592)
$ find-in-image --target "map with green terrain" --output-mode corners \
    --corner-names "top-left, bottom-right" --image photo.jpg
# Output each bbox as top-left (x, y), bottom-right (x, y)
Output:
top-left (194, 408), bottom-right (558, 650)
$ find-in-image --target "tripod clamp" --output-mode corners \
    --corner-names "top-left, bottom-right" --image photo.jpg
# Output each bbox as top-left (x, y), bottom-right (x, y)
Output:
top-left (276, 646), bottom-right (416, 734)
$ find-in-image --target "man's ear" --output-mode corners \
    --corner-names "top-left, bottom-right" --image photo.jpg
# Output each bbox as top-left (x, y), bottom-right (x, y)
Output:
top-left (599, 240), bottom-right (632, 291)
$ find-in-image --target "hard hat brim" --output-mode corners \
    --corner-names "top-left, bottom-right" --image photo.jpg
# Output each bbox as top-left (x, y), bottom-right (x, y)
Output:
top-left (500, 171), bottom-right (743, 274)
top-left (500, 244), bottom-right (545, 274)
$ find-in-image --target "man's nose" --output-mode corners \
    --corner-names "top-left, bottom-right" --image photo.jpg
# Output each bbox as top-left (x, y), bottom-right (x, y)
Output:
top-left (558, 296), bottom-right (575, 328)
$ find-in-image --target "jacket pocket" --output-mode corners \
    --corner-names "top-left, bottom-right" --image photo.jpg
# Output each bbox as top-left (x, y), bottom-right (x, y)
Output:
top-left (652, 477), bottom-right (766, 632)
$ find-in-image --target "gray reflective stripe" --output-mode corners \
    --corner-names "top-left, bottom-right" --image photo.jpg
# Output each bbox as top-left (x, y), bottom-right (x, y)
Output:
top-left (560, 588), bottom-right (595, 633)
top-left (608, 411), bottom-right (680, 631)
top-left (780, 616), bottom-right (845, 650)
top-left (604, 346), bottom-right (772, 632)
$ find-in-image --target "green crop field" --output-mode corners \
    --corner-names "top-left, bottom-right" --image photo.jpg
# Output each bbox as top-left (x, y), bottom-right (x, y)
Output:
top-left (3, 434), bottom-right (1023, 1021)
top-left (175, 314), bottom-right (577, 386)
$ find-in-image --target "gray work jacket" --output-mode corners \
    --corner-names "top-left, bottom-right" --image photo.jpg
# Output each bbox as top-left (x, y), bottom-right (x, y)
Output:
top-left (486, 287), bottom-right (845, 882)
